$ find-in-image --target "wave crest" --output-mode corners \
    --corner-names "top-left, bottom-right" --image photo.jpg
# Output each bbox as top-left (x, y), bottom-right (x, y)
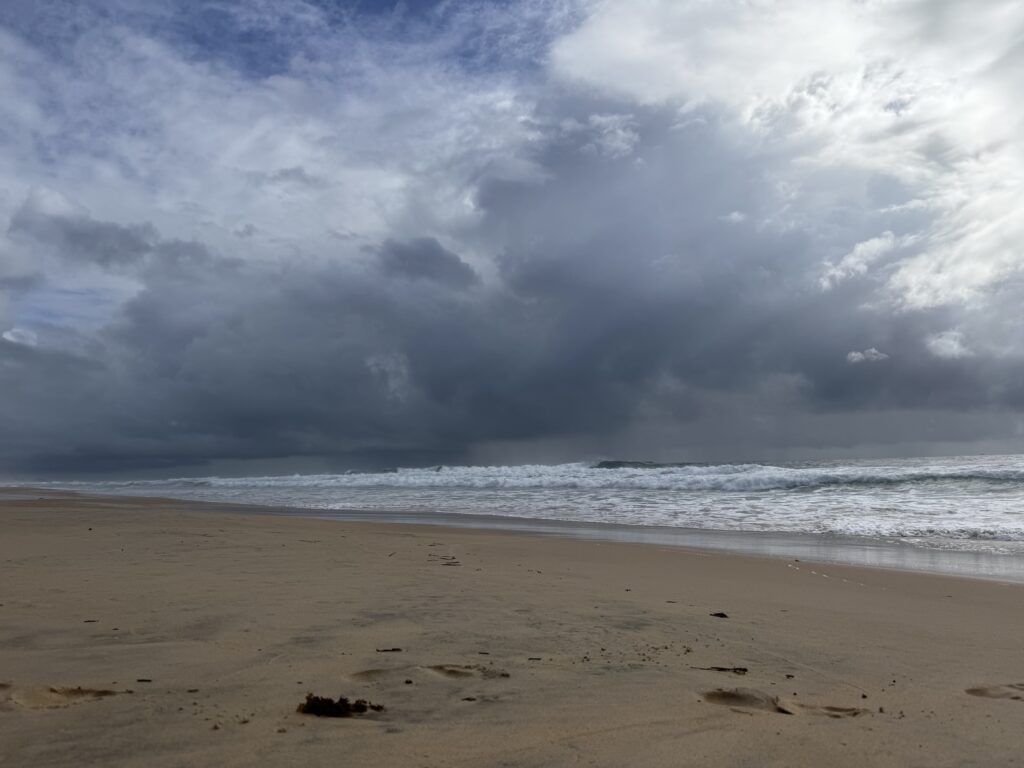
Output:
top-left (49, 458), bottom-right (1024, 493)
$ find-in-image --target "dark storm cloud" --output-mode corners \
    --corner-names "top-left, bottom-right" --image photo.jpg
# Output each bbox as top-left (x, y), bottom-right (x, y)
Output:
top-left (2, 97), bottom-right (1022, 474)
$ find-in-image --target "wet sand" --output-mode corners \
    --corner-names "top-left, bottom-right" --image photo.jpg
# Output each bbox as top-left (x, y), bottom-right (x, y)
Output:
top-left (1, 490), bottom-right (1022, 767)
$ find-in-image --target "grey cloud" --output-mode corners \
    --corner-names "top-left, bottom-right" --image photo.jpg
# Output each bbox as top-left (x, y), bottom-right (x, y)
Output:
top-left (376, 237), bottom-right (480, 289)
top-left (0, 274), bottom-right (43, 292)
top-left (259, 166), bottom-right (329, 188)
top-left (9, 198), bottom-right (156, 266)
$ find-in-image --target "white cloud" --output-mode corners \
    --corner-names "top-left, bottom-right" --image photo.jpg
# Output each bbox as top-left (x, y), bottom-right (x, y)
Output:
top-left (551, 0), bottom-right (1024, 310)
top-left (579, 113), bottom-right (640, 159)
top-left (552, 0), bottom-right (864, 110)
top-left (0, 5), bottom-right (546, 338)
top-left (820, 231), bottom-right (902, 289)
top-left (2, 328), bottom-right (38, 347)
top-left (719, 210), bottom-right (746, 224)
top-left (0, 12), bottom-right (545, 250)
top-left (926, 331), bottom-right (974, 359)
top-left (847, 348), bottom-right (889, 364)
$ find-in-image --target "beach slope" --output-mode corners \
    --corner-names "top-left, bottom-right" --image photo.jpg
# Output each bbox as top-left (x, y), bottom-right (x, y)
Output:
top-left (1, 491), bottom-right (1022, 767)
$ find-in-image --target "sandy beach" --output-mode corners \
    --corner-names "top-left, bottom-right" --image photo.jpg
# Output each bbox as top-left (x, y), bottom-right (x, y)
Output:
top-left (1, 489), bottom-right (1022, 767)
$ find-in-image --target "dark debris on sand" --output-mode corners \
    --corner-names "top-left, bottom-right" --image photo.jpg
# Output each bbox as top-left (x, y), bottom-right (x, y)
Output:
top-left (50, 686), bottom-right (118, 698)
top-left (692, 666), bottom-right (748, 675)
top-left (297, 694), bottom-right (385, 718)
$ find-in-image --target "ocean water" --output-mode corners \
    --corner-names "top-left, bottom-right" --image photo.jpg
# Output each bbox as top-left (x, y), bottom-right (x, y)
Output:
top-left (37, 454), bottom-right (1024, 556)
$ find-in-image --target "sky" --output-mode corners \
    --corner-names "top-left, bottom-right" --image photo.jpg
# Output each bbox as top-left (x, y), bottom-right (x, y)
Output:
top-left (1, 0), bottom-right (1023, 475)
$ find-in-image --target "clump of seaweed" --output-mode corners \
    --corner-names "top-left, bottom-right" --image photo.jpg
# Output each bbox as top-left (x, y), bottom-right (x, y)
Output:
top-left (50, 687), bottom-right (118, 698)
top-left (297, 693), bottom-right (385, 718)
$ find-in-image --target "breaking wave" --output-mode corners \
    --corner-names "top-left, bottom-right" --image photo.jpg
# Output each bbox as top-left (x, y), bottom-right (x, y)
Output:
top-left (67, 459), bottom-right (1024, 493)
top-left (20, 454), bottom-right (1024, 552)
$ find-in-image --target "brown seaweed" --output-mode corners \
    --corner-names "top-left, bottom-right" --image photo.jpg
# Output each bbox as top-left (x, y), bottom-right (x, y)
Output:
top-left (297, 693), bottom-right (385, 717)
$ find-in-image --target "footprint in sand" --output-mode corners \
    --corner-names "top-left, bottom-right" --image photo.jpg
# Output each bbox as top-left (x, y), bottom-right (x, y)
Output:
top-left (426, 665), bottom-right (477, 679)
top-left (703, 688), bottom-right (794, 715)
top-left (703, 688), bottom-right (869, 718)
top-left (966, 683), bottom-right (1024, 701)
top-left (351, 664), bottom-right (510, 683)
top-left (350, 668), bottom-right (396, 682)
top-left (426, 665), bottom-right (509, 680)
top-left (803, 704), bottom-right (870, 719)
top-left (1, 683), bottom-right (118, 710)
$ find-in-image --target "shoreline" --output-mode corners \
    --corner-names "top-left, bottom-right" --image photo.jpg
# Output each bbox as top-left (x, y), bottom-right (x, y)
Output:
top-left (2, 492), bottom-right (1023, 766)
top-left (6, 487), bottom-right (1024, 584)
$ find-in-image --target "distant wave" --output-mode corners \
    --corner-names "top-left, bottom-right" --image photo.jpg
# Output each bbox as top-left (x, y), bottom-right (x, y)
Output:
top-left (56, 460), bottom-right (1024, 493)
top-left (592, 460), bottom-right (704, 469)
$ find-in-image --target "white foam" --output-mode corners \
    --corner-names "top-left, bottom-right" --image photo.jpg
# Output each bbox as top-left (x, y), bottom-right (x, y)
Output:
top-left (20, 454), bottom-right (1024, 552)
top-left (64, 457), bottom-right (1024, 492)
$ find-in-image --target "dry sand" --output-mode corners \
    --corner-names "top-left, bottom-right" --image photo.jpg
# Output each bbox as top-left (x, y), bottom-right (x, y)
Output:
top-left (1, 489), bottom-right (1022, 767)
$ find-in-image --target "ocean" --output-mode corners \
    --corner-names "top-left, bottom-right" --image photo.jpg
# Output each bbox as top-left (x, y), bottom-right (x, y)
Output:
top-left (36, 453), bottom-right (1024, 558)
